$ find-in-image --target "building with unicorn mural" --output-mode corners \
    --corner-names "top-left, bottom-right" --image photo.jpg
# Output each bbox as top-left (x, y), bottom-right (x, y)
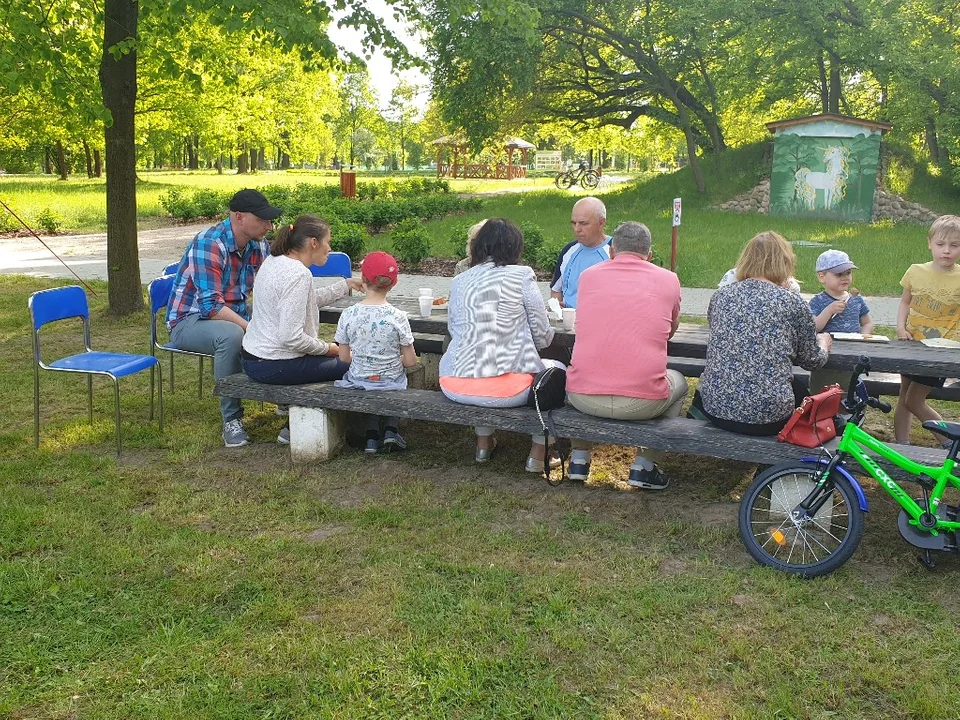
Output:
top-left (767, 114), bottom-right (892, 222)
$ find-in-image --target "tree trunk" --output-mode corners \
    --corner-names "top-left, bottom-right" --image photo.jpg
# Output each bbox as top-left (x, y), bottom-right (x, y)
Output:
top-left (100, 0), bottom-right (143, 315)
top-left (925, 116), bottom-right (951, 172)
top-left (817, 51), bottom-right (829, 114)
top-left (237, 149), bottom-right (248, 173)
top-left (93, 149), bottom-right (102, 177)
top-left (186, 135), bottom-right (197, 170)
top-left (257, 147), bottom-right (265, 170)
top-left (249, 148), bottom-right (257, 172)
top-left (216, 154), bottom-right (223, 174)
top-left (83, 140), bottom-right (94, 177)
top-left (828, 58), bottom-right (841, 114)
top-left (55, 141), bottom-right (68, 180)
top-left (44, 146), bottom-right (53, 174)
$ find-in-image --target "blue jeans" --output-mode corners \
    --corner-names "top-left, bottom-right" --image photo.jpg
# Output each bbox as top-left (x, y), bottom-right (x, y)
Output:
top-left (170, 314), bottom-right (244, 423)
top-left (241, 351), bottom-right (349, 385)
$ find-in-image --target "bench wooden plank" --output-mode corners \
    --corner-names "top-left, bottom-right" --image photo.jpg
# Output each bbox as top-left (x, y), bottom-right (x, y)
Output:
top-left (215, 373), bottom-right (946, 466)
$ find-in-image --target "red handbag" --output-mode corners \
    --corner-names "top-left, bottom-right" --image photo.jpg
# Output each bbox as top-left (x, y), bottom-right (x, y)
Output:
top-left (777, 384), bottom-right (844, 448)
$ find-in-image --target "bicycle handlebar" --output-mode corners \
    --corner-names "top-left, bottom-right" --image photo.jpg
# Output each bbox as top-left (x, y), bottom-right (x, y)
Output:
top-left (868, 397), bottom-right (892, 413)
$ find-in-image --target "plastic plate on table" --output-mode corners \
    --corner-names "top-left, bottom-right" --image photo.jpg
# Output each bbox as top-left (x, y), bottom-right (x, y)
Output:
top-left (920, 337), bottom-right (960, 349)
top-left (830, 332), bottom-right (890, 343)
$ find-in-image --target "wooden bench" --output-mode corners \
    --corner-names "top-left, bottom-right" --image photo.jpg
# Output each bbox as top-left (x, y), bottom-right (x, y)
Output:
top-left (214, 373), bottom-right (946, 467)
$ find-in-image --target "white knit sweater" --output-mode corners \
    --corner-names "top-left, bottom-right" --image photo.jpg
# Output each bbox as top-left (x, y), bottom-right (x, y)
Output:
top-left (242, 254), bottom-right (349, 360)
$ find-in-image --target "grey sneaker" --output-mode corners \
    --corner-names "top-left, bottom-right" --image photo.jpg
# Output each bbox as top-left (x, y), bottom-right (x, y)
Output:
top-left (383, 429), bottom-right (407, 451)
top-left (627, 465), bottom-right (669, 490)
top-left (277, 424), bottom-right (290, 445)
top-left (222, 419), bottom-right (249, 447)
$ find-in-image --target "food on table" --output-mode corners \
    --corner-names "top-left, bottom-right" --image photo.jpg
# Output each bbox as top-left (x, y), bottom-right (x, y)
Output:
top-left (433, 296), bottom-right (447, 306)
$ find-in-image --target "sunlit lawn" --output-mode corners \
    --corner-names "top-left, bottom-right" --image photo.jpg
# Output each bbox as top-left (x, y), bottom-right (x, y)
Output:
top-left (2, 142), bottom-right (955, 296)
top-left (0, 171), bottom-right (560, 234)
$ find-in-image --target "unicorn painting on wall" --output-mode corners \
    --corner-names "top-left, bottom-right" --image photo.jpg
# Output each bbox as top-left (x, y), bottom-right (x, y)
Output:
top-left (794, 145), bottom-right (850, 210)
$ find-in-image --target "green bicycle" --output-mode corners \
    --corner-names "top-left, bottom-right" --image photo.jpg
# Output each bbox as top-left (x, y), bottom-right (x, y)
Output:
top-left (739, 356), bottom-right (960, 577)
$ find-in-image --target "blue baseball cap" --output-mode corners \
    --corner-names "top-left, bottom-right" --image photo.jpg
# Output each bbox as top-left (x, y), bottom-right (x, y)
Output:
top-left (816, 249), bottom-right (857, 273)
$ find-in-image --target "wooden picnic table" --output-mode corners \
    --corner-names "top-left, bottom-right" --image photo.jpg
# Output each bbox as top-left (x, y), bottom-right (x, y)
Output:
top-left (318, 296), bottom-right (960, 378)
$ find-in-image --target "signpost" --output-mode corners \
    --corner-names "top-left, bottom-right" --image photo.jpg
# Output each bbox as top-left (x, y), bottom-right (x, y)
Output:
top-left (671, 197), bottom-right (681, 272)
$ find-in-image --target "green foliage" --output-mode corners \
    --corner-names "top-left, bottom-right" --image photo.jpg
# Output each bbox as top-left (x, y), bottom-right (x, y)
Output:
top-left (33, 208), bottom-right (63, 234)
top-left (449, 222), bottom-right (473, 258)
top-left (159, 187), bottom-right (231, 220)
top-left (329, 221), bottom-right (368, 260)
top-left (390, 218), bottom-right (431, 267)
top-left (518, 221), bottom-right (545, 265)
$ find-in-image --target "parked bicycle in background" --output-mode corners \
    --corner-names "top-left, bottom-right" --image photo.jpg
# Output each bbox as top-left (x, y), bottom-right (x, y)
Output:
top-left (555, 161), bottom-right (601, 190)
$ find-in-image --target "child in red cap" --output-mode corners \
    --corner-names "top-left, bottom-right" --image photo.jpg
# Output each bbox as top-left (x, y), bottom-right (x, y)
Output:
top-left (334, 251), bottom-right (417, 452)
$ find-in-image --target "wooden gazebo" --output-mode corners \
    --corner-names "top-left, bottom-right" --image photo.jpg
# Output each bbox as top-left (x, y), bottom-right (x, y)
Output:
top-left (432, 136), bottom-right (535, 180)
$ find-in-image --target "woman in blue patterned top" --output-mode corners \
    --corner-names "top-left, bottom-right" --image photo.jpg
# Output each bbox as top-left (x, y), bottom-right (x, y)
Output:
top-left (690, 231), bottom-right (832, 436)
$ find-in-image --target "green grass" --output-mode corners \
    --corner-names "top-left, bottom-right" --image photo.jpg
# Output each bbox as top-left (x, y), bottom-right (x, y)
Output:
top-left (373, 144), bottom-right (958, 296)
top-left (4, 275), bottom-right (960, 718)
top-left (0, 171), bottom-right (557, 234)
top-left (4, 143), bottom-right (959, 295)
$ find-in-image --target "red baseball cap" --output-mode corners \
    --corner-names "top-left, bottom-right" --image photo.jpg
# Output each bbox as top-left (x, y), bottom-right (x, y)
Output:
top-left (360, 251), bottom-right (399, 286)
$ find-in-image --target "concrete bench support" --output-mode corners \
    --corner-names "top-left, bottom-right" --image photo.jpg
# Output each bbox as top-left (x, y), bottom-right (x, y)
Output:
top-left (289, 406), bottom-right (346, 463)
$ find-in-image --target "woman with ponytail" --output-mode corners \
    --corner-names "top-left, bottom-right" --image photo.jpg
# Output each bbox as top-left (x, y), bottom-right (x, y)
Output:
top-left (242, 215), bottom-right (364, 443)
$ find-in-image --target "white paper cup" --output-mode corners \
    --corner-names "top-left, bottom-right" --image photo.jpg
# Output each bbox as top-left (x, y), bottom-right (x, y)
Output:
top-left (418, 296), bottom-right (434, 318)
top-left (418, 287), bottom-right (432, 297)
top-left (562, 307), bottom-right (576, 331)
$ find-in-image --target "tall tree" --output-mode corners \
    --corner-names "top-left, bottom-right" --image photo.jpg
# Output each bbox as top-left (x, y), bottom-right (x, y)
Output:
top-left (98, 0), bottom-right (411, 314)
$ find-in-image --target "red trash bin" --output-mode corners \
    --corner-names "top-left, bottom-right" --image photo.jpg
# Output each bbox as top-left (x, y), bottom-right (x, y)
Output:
top-left (340, 171), bottom-right (356, 199)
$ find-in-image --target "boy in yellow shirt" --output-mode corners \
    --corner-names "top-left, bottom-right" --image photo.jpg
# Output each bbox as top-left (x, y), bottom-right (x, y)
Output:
top-left (895, 215), bottom-right (960, 444)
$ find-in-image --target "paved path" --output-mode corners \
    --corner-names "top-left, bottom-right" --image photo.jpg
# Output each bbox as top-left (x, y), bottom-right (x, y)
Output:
top-left (0, 224), bottom-right (902, 324)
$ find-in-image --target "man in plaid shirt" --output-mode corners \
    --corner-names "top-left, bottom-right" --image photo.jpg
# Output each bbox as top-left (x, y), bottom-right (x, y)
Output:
top-left (166, 189), bottom-right (281, 447)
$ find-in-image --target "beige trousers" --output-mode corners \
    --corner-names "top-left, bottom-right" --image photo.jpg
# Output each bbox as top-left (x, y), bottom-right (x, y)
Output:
top-left (567, 369), bottom-right (688, 463)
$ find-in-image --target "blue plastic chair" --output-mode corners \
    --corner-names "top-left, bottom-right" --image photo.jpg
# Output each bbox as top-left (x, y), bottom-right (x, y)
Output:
top-left (309, 252), bottom-right (352, 279)
top-left (162, 261), bottom-right (180, 276)
top-left (148, 274), bottom-right (214, 399)
top-left (29, 285), bottom-right (163, 455)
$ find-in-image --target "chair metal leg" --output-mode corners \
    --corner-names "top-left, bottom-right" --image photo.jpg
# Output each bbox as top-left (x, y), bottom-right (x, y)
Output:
top-left (87, 375), bottom-right (94, 424)
top-left (198, 356), bottom-right (204, 399)
top-left (169, 353), bottom-right (175, 392)
top-left (149, 365), bottom-right (155, 420)
top-left (157, 362), bottom-right (164, 432)
top-left (34, 364), bottom-right (40, 448)
top-left (113, 378), bottom-right (122, 456)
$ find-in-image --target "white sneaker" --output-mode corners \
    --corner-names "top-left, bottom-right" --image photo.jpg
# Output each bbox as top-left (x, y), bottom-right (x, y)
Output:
top-left (277, 425), bottom-right (290, 445)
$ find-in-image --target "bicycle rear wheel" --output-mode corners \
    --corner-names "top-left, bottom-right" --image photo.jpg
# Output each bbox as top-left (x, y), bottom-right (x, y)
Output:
top-left (580, 170), bottom-right (600, 189)
top-left (738, 462), bottom-right (864, 577)
top-left (554, 172), bottom-right (574, 190)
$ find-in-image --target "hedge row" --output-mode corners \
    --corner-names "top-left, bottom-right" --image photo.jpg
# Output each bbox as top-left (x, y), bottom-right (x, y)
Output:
top-left (160, 178), bottom-right (482, 260)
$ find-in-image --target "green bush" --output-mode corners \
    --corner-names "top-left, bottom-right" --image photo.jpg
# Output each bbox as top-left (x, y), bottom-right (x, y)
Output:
top-left (329, 221), bottom-right (368, 261)
top-left (391, 218), bottom-right (431, 267)
top-left (519, 221), bottom-right (544, 265)
top-left (449, 222), bottom-right (473, 259)
top-left (34, 207), bottom-right (63, 234)
top-left (535, 244), bottom-right (561, 273)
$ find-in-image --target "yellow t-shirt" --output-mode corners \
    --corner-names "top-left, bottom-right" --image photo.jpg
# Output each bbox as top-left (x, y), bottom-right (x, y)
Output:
top-left (900, 262), bottom-right (960, 341)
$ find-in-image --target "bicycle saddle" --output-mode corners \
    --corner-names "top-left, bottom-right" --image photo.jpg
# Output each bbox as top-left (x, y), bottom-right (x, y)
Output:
top-left (922, 420), bottom-right (960, 441)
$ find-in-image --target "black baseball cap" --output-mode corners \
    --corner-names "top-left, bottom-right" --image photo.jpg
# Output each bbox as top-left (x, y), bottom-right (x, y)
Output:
top-left (229, 189), bottom-right (282, 220)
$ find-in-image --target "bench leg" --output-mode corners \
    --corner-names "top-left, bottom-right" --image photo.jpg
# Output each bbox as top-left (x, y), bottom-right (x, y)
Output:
top-left (288, 406), bottom-right (346, 463)
top-left (418, 353), bottom-right (440, 390)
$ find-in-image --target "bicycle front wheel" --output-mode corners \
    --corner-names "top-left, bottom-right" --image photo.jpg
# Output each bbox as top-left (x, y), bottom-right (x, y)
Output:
top-left (580, 170), bottom-right (600, 189)
top-left (555, 172), bottom-right (574, 190)
top-left (738, 462), bottom-right (864, 577)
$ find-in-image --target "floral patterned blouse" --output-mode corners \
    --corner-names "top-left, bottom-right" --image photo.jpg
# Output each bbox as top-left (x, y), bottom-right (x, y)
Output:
top-left (700, 279), bottom-right (828, 424)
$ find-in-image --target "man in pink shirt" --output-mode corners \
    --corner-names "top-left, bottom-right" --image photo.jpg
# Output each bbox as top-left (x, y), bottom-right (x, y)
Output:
top-left (566, 221), bottom-right (686, 488)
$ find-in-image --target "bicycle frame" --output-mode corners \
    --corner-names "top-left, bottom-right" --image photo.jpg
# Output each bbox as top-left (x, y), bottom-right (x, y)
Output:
top-left (816, 422), bottom-right (960, 534)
